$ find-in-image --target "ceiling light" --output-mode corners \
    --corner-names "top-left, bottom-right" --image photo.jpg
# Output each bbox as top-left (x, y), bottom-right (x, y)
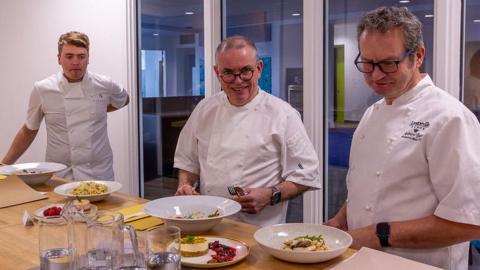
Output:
top-left (291, 13), bottom-right (301, 16)
top-left (424, 14), bottom-right (434, 18)
top-left (474, 19), bottom-right (480, 23)
top-left (399, 0), bottom-right (410, 3)
top-left (185, 11), bottom-right (194, 15)
top-left (153, 33), bottom-right (159, 36)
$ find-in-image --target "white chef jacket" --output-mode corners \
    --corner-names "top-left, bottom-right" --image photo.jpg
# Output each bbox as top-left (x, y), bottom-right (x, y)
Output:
top-left (174, 89), bottom-right (321, 226)
top-left (25, 71), bottom-right (128, 181)
top-left (347, 75), bottom-right (480, 270)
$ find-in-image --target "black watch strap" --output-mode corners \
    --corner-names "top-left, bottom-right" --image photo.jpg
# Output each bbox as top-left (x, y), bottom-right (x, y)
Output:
top-left (376, 222), bottom-right (391, 247)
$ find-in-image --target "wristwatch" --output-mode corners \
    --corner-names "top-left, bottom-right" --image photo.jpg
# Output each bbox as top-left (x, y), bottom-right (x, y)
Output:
top-left (376, 222), bottom-right (391, 247)
top-left (270, 186), bottom-right (282, 205)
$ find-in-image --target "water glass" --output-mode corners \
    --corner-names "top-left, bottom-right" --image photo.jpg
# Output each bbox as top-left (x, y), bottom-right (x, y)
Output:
top-left (38, 217), bottom-right (74, 270)
top-left (145, 226), bottom-right (181, 270)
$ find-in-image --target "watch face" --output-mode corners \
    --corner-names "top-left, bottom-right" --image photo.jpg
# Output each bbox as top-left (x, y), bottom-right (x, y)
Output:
top-left (271, 188), bottom-right (281, 205)
top-left (272, 192), bottom-right (281, 204)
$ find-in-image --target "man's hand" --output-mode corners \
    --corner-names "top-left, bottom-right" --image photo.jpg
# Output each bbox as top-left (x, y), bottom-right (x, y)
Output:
top-left (175, 184), bottom-right (199, 195)
top-left (324, 203), bottom-right (348, 231)
top-left (348, 224), bottom-right (381, 250)
top-left (175, 169), bottom-right (199, 195)
top-left (325, 216), bottom-right (348, 231)
top-left (232, 187), bottom-right (271, 214)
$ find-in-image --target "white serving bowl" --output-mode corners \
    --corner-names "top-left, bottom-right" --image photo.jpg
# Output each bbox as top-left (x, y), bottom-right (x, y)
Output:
top-left (254, 223), bottom-right (352, 263)
top-left (144, 195), bottom-right (241, 234)
top-left (0, 162), bottom-right (67, 185)
top-left (53, 180), bottom-right (122, 202)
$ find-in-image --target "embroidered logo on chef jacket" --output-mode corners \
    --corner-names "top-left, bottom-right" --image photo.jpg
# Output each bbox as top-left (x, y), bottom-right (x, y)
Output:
top-left (401, 121), bottom-right (430, 141)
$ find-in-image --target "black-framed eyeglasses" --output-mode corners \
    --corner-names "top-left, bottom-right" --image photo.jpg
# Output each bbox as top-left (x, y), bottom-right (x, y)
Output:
top-left (220, 67), bottom-right (255, 83)
top-left (354, 50), bottom-right (414, 74)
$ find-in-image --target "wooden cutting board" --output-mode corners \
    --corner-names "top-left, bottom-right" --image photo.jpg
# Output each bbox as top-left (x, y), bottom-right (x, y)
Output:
top-left (0, 175), bottom-right (47, 208)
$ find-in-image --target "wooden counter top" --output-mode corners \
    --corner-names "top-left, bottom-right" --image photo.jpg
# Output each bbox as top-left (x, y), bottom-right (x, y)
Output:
top-left (0, 177), bottom-right (355, 269)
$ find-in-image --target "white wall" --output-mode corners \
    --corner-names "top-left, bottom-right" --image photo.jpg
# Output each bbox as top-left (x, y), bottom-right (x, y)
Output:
top-left (0, 0), bottom-right (135, 194)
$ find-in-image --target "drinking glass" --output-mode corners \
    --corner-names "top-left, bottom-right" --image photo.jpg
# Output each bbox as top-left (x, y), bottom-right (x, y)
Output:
top-left (38, 217), bottom-right (74, 270)
top-left (145, 226), bottom-right (181, 270)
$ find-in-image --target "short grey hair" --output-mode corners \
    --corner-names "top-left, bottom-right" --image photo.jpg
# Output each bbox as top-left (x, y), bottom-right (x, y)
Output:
top-left (215, 35), bottom-right (258, 63)
top-left (357, 6), bottom-right (423, 52)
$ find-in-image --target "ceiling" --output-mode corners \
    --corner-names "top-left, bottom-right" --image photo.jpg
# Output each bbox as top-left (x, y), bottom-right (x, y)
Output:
top-left (139, 0), bottom-right (480, 37)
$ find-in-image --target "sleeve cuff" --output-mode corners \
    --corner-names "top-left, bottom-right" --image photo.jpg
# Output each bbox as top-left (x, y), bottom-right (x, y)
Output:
top-left (173, 162), bottom-right (200, 176)
top-left (434, 204), bottom-right (480, 226)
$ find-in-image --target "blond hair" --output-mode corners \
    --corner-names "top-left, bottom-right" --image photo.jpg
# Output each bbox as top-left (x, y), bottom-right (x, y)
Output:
top-left (57, 31), bottom-right (90, 54)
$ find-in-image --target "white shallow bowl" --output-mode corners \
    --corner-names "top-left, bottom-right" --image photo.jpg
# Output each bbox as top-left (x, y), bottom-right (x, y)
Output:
top-left (254, 223), bottom-right (352, 263)
top-left (144, 195), bottom-right (241, 234)
top-left (0, 162), bottom-right (67, 185)
top-left (53, 180), bottom-right (122, 202)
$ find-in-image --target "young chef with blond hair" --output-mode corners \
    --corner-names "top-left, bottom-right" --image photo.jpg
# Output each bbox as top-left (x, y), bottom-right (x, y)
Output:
top-left (2, 31), bottom-right (129, 181)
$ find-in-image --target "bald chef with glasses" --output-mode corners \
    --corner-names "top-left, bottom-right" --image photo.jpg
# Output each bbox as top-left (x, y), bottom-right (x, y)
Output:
top-left (173, 35), bottom-right (321, 226)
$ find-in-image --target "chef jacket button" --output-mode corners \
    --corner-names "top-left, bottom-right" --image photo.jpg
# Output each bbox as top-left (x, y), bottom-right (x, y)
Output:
top-left (238, 164), bottom-right (243, 168)
top-left (246, 135), bottom-right (250, 138)
top-left (376, 171), bottom-right (382, 176)
top-left (90, 111), bottom-right (94, 115)
top-left (360, 135), bottom-right (365, 140)
top-left (364, 205), bottom-right (372, 211)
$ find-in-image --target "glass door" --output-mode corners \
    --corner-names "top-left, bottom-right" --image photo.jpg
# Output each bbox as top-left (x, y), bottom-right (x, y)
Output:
top-left (324, 0), bottom-right (434, 218)
top-left (222, 0), bottom-right (304, 222)
top-left (138, 0), bottom-right (205, 199)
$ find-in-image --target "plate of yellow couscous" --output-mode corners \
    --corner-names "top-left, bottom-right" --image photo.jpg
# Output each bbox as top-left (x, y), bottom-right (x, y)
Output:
top-left (53, 180), bottom-right (122, 202)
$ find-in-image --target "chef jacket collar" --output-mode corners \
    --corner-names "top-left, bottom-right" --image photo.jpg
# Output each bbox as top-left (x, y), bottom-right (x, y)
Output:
top-left (387, 74), bottom-right (433, 107)
top-left (57, 71), bottom-right (92, 98)
top-left (57, 71), bottom-right (92, 89)
top-left (223, 87), bottom-right (265, 110)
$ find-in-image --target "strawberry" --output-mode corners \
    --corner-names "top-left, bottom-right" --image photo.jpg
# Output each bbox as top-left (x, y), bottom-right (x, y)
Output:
top-left (43, 206), bottom-right (62, 216)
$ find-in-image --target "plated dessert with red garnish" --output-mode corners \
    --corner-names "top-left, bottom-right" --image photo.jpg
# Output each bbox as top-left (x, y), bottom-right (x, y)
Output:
top-left (178, 236), bottom-right (249, 268)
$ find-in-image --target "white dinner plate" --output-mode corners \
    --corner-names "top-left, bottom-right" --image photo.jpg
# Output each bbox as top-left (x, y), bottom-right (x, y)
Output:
top-left (0, 162), bottom-right (67, 185)
top-left (34, 203), bottom-right (98, 223)
top-left (179, 236), bottom-right (249, 268)
top-left (53, 180), bottom-right (122, 202)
